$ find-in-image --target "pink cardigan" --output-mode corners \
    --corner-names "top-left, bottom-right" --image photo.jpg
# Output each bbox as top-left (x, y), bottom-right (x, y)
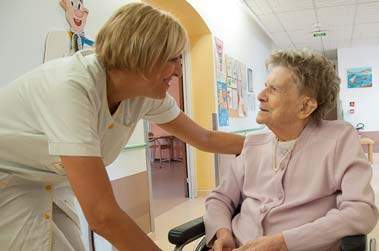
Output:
top-left (204, 120), bottom-right (378, 251)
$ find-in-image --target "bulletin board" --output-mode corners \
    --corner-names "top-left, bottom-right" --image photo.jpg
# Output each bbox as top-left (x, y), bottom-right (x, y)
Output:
top-left (214, 37), bottom-right (256, 129)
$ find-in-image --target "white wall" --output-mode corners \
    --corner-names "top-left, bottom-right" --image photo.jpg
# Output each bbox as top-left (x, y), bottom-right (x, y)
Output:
top-left (338, 46), bottom-right (379, 131)
top-left (186, 0), bottom-right (275, 132)
top-left (0, 0), bottom-right (133, 86)
top-left (108, 121), bottom-right (148, 181)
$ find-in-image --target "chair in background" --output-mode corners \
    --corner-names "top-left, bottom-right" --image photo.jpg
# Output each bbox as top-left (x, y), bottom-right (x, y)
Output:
top-left (356, 123), bottom-right (375, 164)
top-left (148, 132), bottom-right (173, 168)
top-left (360, 137), bottom-right (375, 163)
top-left (172, 137), bottom-right (185, 161)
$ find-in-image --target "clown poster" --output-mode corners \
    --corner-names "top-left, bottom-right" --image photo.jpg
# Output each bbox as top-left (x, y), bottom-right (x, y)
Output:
top-left (60, 0), bottom-right (94, 51)
top-left (44, 0), bottom-right (94, 62)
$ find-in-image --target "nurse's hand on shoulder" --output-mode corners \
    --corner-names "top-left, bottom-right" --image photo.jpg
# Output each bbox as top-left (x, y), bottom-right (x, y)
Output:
top-left (232, 233), bottom-right (287, 251)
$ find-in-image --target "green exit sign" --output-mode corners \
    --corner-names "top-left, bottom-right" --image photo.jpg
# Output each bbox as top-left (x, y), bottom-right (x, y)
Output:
top-left (313, 32), bottom-right (326, 37)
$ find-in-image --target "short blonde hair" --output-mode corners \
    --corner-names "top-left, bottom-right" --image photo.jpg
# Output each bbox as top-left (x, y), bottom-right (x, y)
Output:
top-left (266, 49), bottom-right (340, 124)
top-left (95, 3), bottom-right (187, 76)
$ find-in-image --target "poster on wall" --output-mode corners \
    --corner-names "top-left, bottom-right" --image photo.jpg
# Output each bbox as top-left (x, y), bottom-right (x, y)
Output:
top-left (44, 31), bottom-right (72, 62)
top-left (224, 55), bottom-right (247, 118)
top-left (226, 76), bottom-right (237, 89)
top-left (347, 67), bottom-right (372, 88)
top-left (60, 0), bottom-right (94, 52)
top-left (247, 67), bottom-right (253, 92)
top-left (225, 55), bottom-right (239, 80)
top-left (214, 37), bottom-right (226, 82)
top-left (226, 87), bottom-right (237, 118)
top-left (214, 37), bottom-right (250, 126)
top-left (229, 88), bottom-right (238, 110)
top-left (44, 0), bottom-right (94, 63)
top-left (217, 81), bottom-right (229, 127)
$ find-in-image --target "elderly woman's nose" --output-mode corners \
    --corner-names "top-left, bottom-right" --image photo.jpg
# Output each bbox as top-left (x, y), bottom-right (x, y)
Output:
top-left (257, 89), bottom-right (267, 102)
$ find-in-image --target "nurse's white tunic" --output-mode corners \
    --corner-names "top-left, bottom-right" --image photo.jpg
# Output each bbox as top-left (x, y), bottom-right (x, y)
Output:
top-left (0, 50), bottom-right (180, 250)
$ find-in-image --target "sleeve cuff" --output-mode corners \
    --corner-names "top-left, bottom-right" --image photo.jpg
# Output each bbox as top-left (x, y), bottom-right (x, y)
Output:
top-left (205, 225), bottom-right (233, 246)
top-left (282, 228), bottom-right (316, 251)
top-left (154, 106), bottom-right (180, 124)
top-left (204, 205), bottom-right (233, 245)
top-left (49, 142), bottom-right (101, 156)
top-left (282, 229), bottom-right (299, 251)
top-left (143, 94), bottom-right (181, 124)
top-left (148, 105), bottom-right (180, 124)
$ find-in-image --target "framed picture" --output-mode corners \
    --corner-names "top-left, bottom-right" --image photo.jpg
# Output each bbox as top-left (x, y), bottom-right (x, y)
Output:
top-left (347, 67), bottom-right (372, 88)
top-left (247, 67), bottom-right (253, 92)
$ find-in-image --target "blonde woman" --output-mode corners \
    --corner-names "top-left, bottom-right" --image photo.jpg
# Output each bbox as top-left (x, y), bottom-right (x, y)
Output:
top-left (0, 3), bottom-right (244, 251)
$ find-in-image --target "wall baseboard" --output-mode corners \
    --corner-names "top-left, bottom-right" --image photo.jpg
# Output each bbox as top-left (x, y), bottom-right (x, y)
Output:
top-left (111, 171), bottom-right (151, 233)
top-left (197, 190), bottom-right (211, 197)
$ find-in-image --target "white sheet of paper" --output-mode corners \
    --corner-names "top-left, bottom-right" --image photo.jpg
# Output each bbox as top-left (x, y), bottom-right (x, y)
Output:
top-left (43, 31), bottom-right (72, 63)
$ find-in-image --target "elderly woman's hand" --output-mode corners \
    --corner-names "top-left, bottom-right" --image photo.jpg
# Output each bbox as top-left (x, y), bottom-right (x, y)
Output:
top-left (232, 233), bottom-right (287, 251)
top-left (211, 228), bottom-right (236, 251)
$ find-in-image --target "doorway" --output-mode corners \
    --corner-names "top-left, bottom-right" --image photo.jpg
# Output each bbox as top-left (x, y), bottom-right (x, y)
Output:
top-left (148, 71), bottom-right (189, 217)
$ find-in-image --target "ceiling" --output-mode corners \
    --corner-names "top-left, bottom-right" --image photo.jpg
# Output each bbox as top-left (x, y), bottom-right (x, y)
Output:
top-left (243, 0), bottom-right (379, 59)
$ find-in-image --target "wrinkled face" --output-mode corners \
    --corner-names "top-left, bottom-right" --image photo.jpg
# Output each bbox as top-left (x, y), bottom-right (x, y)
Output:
top-left (62, 0), bottom-right (89, 33)
top-left (146, 56), bottom-right (182, 99)
top-left (256, 66), bottom-right (302, 129)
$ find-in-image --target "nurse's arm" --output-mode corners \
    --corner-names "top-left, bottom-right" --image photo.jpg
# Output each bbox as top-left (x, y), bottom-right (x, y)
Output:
top-left (157, 112), bottom-right (245, 155)
top-left (60, 156), bottom-right (161, 251)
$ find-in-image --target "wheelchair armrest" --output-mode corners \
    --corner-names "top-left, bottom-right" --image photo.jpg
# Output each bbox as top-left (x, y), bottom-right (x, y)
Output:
top-left (168, 217), bottom-right (205, 246)
top-left (341, 235), bottom-right (367, 251)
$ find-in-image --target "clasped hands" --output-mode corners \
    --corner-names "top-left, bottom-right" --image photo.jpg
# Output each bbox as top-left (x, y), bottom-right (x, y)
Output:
top-left (210, 228), bottom-right (288, 251)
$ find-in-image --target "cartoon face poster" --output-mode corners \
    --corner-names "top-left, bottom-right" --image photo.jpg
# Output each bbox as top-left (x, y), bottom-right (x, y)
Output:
top-left (59, 0), bottom-right (94, 51)
top-left (60, 0), bottom-right (88, 34)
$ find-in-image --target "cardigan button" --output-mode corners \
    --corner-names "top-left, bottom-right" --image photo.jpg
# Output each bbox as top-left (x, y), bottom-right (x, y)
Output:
top-left (260, 205), bottom-right (267, 213)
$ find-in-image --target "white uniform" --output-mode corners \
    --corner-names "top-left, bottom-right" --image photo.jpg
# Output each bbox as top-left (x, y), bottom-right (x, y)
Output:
top-left (0, 50), bottom-right (180, 251)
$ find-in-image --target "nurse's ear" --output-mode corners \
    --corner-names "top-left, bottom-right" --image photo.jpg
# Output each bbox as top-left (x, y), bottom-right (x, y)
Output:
top-left (297, 96), bottom-right (318, 120)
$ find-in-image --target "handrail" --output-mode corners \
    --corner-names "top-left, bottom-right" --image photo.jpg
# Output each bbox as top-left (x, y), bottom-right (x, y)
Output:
top-left (122, 126), bottom-right (265, 151)
top-left (123, 143), bottom-right (147, 151)
top-left (229, 125), bottom-right (266, 135)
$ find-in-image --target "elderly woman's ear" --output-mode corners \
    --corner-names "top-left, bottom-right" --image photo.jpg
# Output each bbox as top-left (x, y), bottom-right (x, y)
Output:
top-left (297, 96), bottom-right (318, 120)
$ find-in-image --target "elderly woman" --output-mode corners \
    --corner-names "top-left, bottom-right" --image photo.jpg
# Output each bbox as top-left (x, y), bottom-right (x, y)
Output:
top-left (204, 49), bottom-right (378, 251)
top-left (0, 3), bottom-right (244, 251)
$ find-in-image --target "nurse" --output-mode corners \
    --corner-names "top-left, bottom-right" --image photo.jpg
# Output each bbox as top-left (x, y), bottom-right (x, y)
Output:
top-left (0, 3), bottom-right (244, 251)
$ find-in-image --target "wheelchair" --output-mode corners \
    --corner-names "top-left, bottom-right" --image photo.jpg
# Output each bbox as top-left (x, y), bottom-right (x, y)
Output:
top-left (168, 216), bottom-right (375, 251)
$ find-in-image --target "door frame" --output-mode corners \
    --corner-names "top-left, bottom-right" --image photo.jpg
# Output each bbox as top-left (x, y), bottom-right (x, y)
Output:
top-left (181, 45), bottom-right (197, 199)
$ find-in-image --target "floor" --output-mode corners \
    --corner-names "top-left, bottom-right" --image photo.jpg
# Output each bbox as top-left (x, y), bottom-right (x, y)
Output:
top-left (151, 197), bottom-right (206, 251)
top-left (152, 153), bottom-right (379, 251)
top-left (150, 160), bottom-right (188, 217)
